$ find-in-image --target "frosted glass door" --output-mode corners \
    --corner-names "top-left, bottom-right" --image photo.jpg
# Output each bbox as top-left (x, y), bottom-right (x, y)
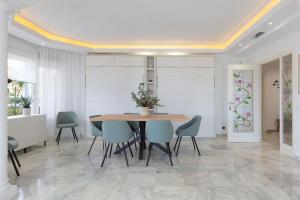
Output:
top-left (281, 54), bottom-right (293, 147)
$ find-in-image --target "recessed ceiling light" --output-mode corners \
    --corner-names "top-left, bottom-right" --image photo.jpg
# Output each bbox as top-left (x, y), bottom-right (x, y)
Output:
top-left (268, 21), bottom-right (273, 25)
top-left (238, 43), bottom-right (243, 47)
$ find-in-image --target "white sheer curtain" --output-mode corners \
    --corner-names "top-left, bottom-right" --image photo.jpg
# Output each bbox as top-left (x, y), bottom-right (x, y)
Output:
top-left (38, 47), bottom-right (85, 140)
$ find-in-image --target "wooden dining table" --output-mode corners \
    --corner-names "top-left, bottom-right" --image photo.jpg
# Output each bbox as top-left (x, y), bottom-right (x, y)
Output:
top-left (90, 114), bottom-right (189, 160)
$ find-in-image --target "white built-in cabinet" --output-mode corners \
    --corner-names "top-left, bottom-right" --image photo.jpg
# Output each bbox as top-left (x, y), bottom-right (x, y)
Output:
top-left (85, 55), bottom-right (215, 138)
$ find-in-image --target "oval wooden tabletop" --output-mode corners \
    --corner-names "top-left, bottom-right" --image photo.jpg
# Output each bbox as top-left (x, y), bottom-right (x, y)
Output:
top-left (90, 114), bottom-right (189, 122)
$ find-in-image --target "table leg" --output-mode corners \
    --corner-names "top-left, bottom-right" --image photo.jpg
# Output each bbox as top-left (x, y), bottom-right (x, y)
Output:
top-left (139, 121), bottom-right (146, 160)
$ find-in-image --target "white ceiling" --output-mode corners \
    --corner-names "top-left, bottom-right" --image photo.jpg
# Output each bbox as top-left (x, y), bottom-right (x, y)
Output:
top-left (19, 0), bottom-right (269, 45)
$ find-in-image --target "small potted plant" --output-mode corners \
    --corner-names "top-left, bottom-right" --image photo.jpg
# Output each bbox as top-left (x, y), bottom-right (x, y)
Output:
top-left (131, 83), bottom-right (162, 116)
top-left (21, 96), bottom-right (33, 116)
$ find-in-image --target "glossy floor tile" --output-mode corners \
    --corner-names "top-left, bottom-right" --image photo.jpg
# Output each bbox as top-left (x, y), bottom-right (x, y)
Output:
top-left (8, 135), bottom-right (300, 200)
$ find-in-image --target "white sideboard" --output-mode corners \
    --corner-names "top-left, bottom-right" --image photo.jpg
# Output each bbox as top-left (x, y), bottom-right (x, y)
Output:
top-left (8, 114), bottom-right (47, 151)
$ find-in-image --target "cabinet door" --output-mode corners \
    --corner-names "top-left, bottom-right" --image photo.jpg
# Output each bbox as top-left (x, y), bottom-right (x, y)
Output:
top-left (114, 56), bottom-right (144, 67)
top-left (157, 67), bottom-right (215, 138)
top-left (86, 55), bottom-right (114, 67)
top-left (156, 56), bottom-right (185, 67)
top-left (185, 56), bottom-right (214, 68)
top-left (85, 67), bottom-right (144, 136)
top-left (8, 117), bottom-right (28, 150)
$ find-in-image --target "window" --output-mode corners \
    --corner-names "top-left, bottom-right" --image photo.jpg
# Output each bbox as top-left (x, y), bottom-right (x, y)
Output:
top-left (7, 55), bottom-right (38, 116)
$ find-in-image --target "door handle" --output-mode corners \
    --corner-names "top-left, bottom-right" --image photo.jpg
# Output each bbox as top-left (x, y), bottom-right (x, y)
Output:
top-left (228, 102), bottom-right (235, 111)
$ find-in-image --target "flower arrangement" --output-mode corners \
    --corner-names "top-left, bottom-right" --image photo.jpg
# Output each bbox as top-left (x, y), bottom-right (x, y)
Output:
top-left (131, 83), bottom-right (162, 109)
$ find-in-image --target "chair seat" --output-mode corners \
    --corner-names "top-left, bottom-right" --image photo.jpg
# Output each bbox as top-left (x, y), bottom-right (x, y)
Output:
top-left (57, 123), bottom-right (78, 128)
top-left (8, 139), bottom-right (19, 150)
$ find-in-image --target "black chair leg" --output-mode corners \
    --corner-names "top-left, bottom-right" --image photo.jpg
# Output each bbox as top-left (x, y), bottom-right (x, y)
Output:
top-left (175, 136), bottom-right (182, 156)
top-left (11, 149), bottom-right (21, 167)
top-left (87, 136), bottom-right (97, 156)
top-left (116, 143), bottom-right (120, 150)
top-left (101, 143), bottom-right (111, 167)
top-left (56, 128), bottom-right (62, 144)
top-left (192, 137), bottom-right (201, 156)
top-left (191, 136), bottom-right (196, 150)
top-left (166, 143), bottom-right (173, 166)
top-left (128, 142), bottom-right (134, 158)
top-left (8, 151), bottom-right (19, 176)
top-left (71, 128), bottom-right (76, 140)
top-left (57, 129), bottom-right (63, 145)
top-left (146, 143), bottom-right (153, 167)
top-left (174, 136), bottom-right (179, 151)
top-left (122, 143), bottom-right (129, 167)
top-left (72, 128), bottom-right (79, 143)
top-left (109, 144), bottom-right (114, 158)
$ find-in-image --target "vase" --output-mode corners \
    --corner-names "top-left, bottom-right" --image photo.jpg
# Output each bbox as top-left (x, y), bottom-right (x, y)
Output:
top-left (23, 108), bottom-right (31, 116)
top-left (140, 107), bottom-right (149, 116)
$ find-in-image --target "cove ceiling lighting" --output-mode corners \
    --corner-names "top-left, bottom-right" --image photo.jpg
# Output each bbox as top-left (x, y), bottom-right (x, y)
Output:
top-left (13, 0), bottom-right (280, 50)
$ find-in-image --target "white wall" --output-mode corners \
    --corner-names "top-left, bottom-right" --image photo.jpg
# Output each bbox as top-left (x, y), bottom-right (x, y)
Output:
top-left (262, 60), bottom-right (280, 134)
top-left (243, 27), bottom-right (300, 158)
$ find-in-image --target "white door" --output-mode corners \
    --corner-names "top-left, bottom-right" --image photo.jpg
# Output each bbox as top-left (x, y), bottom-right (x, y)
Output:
top-left (227, 65), bottom-right (261, 142)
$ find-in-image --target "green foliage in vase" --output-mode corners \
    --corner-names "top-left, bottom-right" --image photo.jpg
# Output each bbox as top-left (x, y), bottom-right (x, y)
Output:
top-left (21, 96), bottom-right (33, 108)
top-left (131, 83), bottom-right (162, 109)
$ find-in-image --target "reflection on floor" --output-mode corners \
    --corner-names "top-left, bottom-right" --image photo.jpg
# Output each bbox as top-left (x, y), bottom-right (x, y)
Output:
top-left (8, 135), bottom-right (300, 200)
top-left (262, 131), bottom-right (279, 146)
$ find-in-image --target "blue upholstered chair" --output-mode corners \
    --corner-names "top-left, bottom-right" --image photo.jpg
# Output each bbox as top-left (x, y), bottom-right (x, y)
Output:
top-left (56, 111), bottom-right (79, 145)
top-left (101, 121), bottom-right (134, 167)
top-left (145, 120), bottom-right (174, 166)
top-left (174, 115), bottom-right (202, 156)
top-left (87, 115), bottom-right (104, 156)
top-left (8, 136), bottom-right (21, 176)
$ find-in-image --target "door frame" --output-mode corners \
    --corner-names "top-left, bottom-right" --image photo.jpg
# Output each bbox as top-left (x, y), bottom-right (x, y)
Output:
top-left (258, 52), bottom-right (294, 156)
top-left (227, 64), bottom-right (262, 143)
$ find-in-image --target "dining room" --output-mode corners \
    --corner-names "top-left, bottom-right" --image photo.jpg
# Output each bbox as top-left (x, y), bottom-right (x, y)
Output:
top-left (2, 0), bottom-right (300, 199)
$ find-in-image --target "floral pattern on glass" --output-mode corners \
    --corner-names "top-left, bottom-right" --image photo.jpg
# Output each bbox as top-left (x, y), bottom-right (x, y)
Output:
top-left (233, 70), bottom-right (254, 132)
top-left (282, 54), bottom-right (292, 146)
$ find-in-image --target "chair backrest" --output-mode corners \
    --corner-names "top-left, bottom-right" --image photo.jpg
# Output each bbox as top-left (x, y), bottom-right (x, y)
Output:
top-left (124, 113), bottom-right (139, 131)
top-left (146, 120), bottom-right (174, 143)
top-left (89, 115), bottom-right (103, 131)
top-left (102, 121), bottom-right (133, 143)
top-left (177, 115), bottom-right (202, 136)
top-left (56, 111), bottom-right (79, 127)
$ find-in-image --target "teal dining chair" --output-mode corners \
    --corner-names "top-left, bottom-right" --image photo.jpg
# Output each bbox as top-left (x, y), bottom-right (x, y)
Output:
top-left (87, 115), bottom-right (104, 156)
top-left (101, 121), bottom-right (134, 167)
top-left (56, 111), bottom-right (80, 145)
top-left (124, 113), bottom-right (140, 151)
top-left (174, 115), bottom-right (202, 156)
top-left (145, 120), bottom-right (174, 166)
top-left (8, 136), bottom-right (21, 176)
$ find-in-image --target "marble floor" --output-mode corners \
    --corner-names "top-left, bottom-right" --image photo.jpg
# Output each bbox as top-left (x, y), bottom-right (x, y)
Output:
top-left (8, 135), bottom-right (300, 200)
